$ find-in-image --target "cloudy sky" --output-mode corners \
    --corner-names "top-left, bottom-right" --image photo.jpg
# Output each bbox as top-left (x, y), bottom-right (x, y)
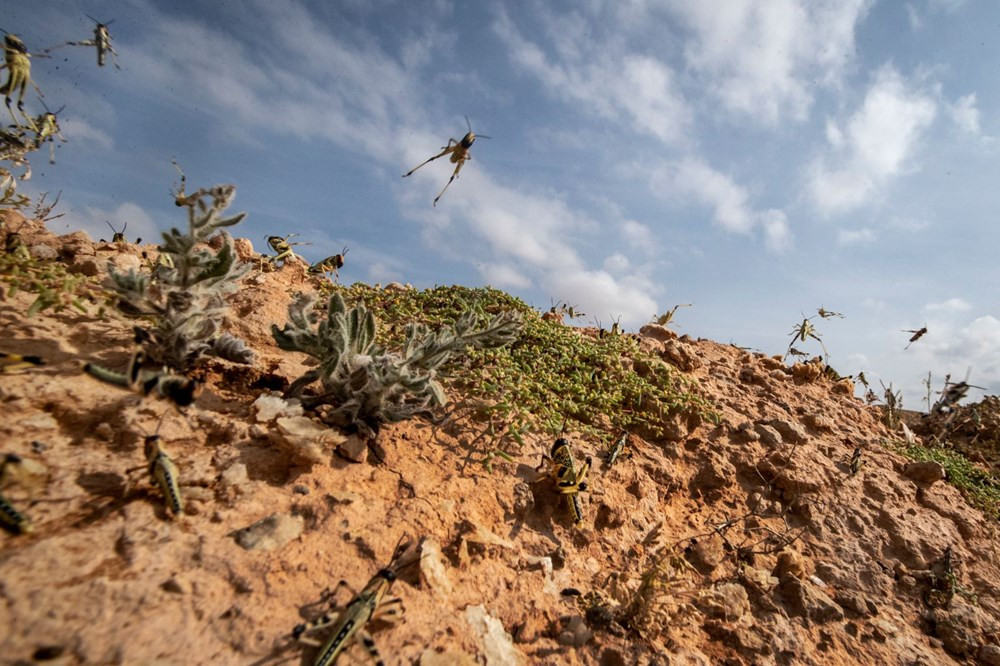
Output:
top-left (5, 0), bottom-right (999, 408)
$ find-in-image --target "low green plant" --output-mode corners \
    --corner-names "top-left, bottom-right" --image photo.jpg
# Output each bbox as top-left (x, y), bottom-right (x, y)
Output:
top-left (316, 284), bottom-right (719, 456)
top-left (888, 439), bottom-right (1000, 520)
top-left (273, 291), bottom-right (522, 437)
top-left (107, 169), bottom-right (254, 371)
top-left (0, 246), bottom-right (109, 316)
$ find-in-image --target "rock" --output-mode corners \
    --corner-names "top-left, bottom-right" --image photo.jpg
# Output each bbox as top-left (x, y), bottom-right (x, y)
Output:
top-left (57, 230), bottom-right (94, 260)
top-left (753, 423), bottom-right (782, 446)
top-left (420, 649), bottom-right (478, 666)
top-left (336, 434), bottom-right (368, 463)
top-left (29, 243), bottom-right (57, 260)
top-left (541, 311), bottom-right (563, 324)
top-left (772, 549), bottom-right (806, 580)
top-left (464, 605), bottom-right (524, 666)
top-left (903, 461), bottom-right (947, 485)
top-left (932, 596), bottom-right (986, 657)
top-left (292, 485), bottom-right (309, 495)
top-left (766, 419), bottom-right (808, 444)
top-left (233, 513), bottom-right (304, 551)
top-left (232, 237), bottom-right (255, 262)
top-left (638, 323), bottom-right (677, 343)
top-left (662, 339), bottom-right (702, 371)
top-left (107, 253), bottom-right (141, 273)
top-left (252, 393), bottom-right (303, 422)
top-left (759, 355), bottom-right (785, 371)
top-left (979, 644), bottom-right (1000, 666)
top-left (691, 453), bottom-right (736, 500)
top-left (804, 413), bottom-right (835, 431)
top-left (698, 583), bottom-right (750, 621)
top-left (384, 281), bottom-right (411, 291)
top-left (18, 412), bottom-right (59, 431)
top-left (420, 538), bottom-right (452, 597)
top-left (557, 615), bottom-right (592, 648)
top-left (160, 577), bottom-right (186, 594)
top-left (791, 360), bottom-right (823, 382)
top-left (776, 573), bottom-right (844, 623)
top-left (220, 463), bottom-right (250, 492)
top-left (686, 535), bottom-right (726, 575)
top-left (833, 589), bottom-right (873, 617)
top-left (72, 258), bottom-right (102, 276)
top-left (734, 422), bottom-right (760, 442)
top-left (832, 378), bottom-right (854, 395)
top-left (272, 416), bottom-right (346, 464)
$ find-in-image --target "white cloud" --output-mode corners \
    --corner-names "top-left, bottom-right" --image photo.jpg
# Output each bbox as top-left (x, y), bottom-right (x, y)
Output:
top-left (837, 228), bottom-right (876, 245)
top-left (649, 158), bottom-right (792, 251)
top-left (924, 297), bottom-right (972, 314)
top-left (862, 297), bottom-right (886, 312)
top-left (808, 65), bottom-right (936, 216)
top-left (479, 262), bottom-right (532, 289)
top-left (948, 93), bottom-right (980, 134)
top-left (57, 118), bottom-right (113, 151)
top-left (492, 10), bottom-right (691, 144)
top-left (621, 219), bottom-right (655, 250)
top-left (603, 253), bottom-right (631, 274)
top-left (912, 315), bottom-right (1000, 398)
top-left (665, 0), bottom-right (871, 124)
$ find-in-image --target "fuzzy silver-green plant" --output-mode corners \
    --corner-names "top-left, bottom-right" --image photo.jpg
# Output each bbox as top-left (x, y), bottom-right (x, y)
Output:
top-left (107, 169), bottom-right (254, 371)
top-left (273, 291), bottom-right (521, 436)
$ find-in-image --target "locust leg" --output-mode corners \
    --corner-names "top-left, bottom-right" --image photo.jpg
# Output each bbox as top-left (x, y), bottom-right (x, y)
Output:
top-left (432, 158), bottom-right (466, 207)
top-left (402, 139), bottom-right (457, 177)
top-left (355, 630), bottom-right (385, 666)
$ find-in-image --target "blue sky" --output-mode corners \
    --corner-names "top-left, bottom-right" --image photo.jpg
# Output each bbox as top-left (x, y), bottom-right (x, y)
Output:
top-left (5, 0), bottom-right (999, 408)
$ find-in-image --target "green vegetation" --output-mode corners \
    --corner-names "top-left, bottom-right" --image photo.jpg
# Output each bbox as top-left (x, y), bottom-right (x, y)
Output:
top-left (889, 440), bottom-right (1000, 520)
top-left (274, 289), bottom-right (521, 438)
top-left (321, 283), bottom-right (719, 453)
top-left (0, 246), bottom-right (108, 316)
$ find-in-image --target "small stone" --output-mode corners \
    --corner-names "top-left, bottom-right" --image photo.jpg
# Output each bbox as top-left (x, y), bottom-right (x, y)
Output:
top-left (773, 549), bottom-right (806, 580)
top-left (903, 461), bottom-right (946, 485)
top-left (978, 644), bottom-right (1000, 666)
top-left (753, 423), bottom-right (782, 446)
top-left (384, 281), bottom-right (410, 291)
top-left (161, 577), bottom-right (186, 594)
top-left (72, 259), bottom-right (102, 276)
top-left (557, 615), bottom-right (593, 648)
top-left (833, 589), bottom-right (872, 616)
top-left (804, 413), bottom-right (835, 431)
top-left (107, 253), bottom-right (141, 273)
top-left (638, 323), bottom-right (677, 343)
top-left (292, 485), bottom-right (309, 495)
top-left (232, 237), bottom-right (255, 262)
top-left (464, 605), bottom-right (524, 666)
top-left (420, 538), bottom-right (452, 597)
top-left (698, 583), bottom-right (750, 621)
top-left (767, 419), bottom-right (808, 444)
top-left (17, 413), bottom-right (59, 431)
top-left (253, 393), bottom-right (303, 422)
top-left (29, 243), bottom-right (58, 260)
top-left (233, 513), bottom-right (304, 551)
top-left (336, 434), bottom-right (368, 463)
top-left (832, 378), bottom-right (854, 394)
top-left (221, 463), bottom-right (250, 491)
top-left (686, 535), bottom-right (726, 575)
top-left (734, 422), bottom-right (760, 442)
top-left (776, 574), bottom-right (844, 623)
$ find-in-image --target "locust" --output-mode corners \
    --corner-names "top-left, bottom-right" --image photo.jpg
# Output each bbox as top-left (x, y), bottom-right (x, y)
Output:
top-left (0, 33), bottom-right (44, 130)
top-left (292, 536), bottom-right (414, 666)
top-left (787, 315), bottom-right (828, 359)
top-left (32, 99), bottom-right (66, 164)
top-left (904, 326), bottom-right (928, 350)
top-left (606, 431), bottom-right (629, 467)
top-left (0, 352), bottom-right (44, 374)
top-left (654, 303), bottom-right (692, 327)
top-left (142, 431), bottom-right (184, 516)
top-left (816, 306), bottom-right (844, 319)
top-left (402, 116), bottom-right (489, 206)
top-left (46, 15), bottom-right (120, 69)
top-left (262, 233), bottom-right (308, 268)
top-left (0, 453), bottom-right (32, 534)
top-left (101, 220), bottom-right (134, 244)
top-left (544, 438), bottom-right (591, 524)
top-left (84, 350), bottom-right (201, 408)
top-left (848, 447), bottom-right (863, 476)
top-left (309, 247), bottom-right (349, 279)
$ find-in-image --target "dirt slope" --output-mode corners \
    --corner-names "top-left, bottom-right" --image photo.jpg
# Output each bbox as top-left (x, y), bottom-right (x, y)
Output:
top-left (1, 212), bottom-right (998, 666)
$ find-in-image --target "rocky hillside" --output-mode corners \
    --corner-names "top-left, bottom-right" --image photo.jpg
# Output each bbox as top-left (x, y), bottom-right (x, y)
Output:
top-left (1, 211), bottom-right (999, 666)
